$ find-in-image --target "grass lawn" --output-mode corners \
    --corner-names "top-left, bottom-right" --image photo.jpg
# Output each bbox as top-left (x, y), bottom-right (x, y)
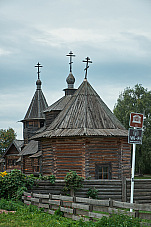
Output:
top-left (0, 199), bottom-right (141, 227)
top-left (135, 174), bottom-right (151, 179)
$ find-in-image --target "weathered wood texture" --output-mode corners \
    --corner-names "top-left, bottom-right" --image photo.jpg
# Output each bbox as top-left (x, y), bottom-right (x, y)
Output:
top-left (23, 155), bottom-right (33, 174)
top-left (23, 191), bottom-right (151, 222)
top-left (41, 137), bottom-right (131, 180)
top-left (29, 179), bottom-right (151, 204)
top-left (45, 111), bottom-right (60, 128)
top-left (126, 179), bottom-right (151, 204)
top-left (5, 144), bottom-right (21, 171)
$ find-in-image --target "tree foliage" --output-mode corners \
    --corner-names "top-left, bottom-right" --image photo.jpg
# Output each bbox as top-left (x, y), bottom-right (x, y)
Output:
top-left (113, 84), bottom-right (151, 174)
top-left (0, 128), bottom-right (16, 156)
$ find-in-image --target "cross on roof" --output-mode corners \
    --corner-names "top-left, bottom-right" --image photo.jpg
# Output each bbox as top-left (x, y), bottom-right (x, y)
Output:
top-left (35, 62), bottom-right (43, 80)
top-left (83, 57), bottom-right (92, 80)
top-left (66, 51), bottom-right (75, 73)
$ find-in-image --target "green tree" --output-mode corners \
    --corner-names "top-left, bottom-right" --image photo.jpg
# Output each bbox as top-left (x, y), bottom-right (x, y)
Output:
top-left (113, 84), bottom-right (151, 174)
top-left (0, 128), bottom-right (16, 156)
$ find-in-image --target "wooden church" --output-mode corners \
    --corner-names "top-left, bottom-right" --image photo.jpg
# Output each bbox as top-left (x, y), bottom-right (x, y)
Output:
top-left (3, 53), bottom-right (131, 179)
top-left (32, 54), bottom-right (131, 180)
top-left (19, 63), bottom-right (48, 174)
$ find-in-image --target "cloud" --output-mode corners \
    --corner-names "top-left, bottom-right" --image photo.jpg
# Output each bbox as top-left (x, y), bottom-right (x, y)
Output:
top-left (0, 48), bottom-right (12, 56)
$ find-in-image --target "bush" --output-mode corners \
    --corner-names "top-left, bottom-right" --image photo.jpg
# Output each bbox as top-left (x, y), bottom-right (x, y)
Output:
top-left (64, 170), bottom-right (84, 192)
top-left (96, 213), bottom-right (140, 227)
top-left (87, 187), bottom-right (98, 199)
top-left (38, 174), bottom-right (56, 184)
top-left (0, 169), bottom-right (56, 200)
top-left (0, 169), bottom-right (36, 200)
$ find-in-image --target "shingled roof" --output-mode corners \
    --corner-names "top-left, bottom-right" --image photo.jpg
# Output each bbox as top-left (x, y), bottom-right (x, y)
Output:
top-left (2, 139), bottom-right (24, 157)
top-left (33, 79), bottom-right (127, 139)
top-left (22, 78), bottom-right (48, 121)
top-left (44, 95), bottom-right (72, 113)
top-left (19, 140), bottom-right (38, 156)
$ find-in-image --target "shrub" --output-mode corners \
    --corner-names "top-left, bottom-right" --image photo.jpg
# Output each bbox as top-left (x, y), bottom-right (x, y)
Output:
top-left (64, 171), bottom-right (84, 192)
top-left (96, 213), bottom-right (140, 227)
top-left (87, 187), bottom-right (98, 199)
top-left (0, 170), bottom-right (56, 200)
top-left (38, 174), bottom-right (56, 184)
top-left (0, 169), bottom-right (36, 200)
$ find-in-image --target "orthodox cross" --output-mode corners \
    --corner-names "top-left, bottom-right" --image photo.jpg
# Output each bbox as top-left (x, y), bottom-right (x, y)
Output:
top-left (35, 62), bottom-right (43, 80)
top-left (83, 57), bottom-right (92, 80)
top-left (66, 51), bottom-right (75, 73)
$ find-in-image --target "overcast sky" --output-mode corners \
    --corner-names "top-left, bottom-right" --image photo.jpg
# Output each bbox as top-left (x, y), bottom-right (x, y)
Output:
top-left (0, 0), bottom-right (151, 139)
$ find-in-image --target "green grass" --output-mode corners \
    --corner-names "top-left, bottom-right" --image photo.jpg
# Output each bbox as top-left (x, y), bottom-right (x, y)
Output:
top-left (0, 199), bottom-right (142, 227)
top-left (135, 174), bottom-right (151, 179)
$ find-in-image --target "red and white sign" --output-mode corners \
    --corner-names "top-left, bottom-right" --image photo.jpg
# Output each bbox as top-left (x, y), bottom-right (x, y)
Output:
top-left (129, 112), bottom-right (144, 128)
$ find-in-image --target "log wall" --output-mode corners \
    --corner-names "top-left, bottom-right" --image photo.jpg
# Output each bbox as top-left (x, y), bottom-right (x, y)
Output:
top-left (41, 136), bottom-right (131, 180)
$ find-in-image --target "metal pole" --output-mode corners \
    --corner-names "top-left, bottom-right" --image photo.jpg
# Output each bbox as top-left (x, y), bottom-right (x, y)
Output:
top-left (130, 143), bottom-right (136, 212)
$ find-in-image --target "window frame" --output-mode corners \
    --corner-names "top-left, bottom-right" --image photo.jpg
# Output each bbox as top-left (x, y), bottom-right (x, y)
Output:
top-left (95, 163), bottom-right (112, 180)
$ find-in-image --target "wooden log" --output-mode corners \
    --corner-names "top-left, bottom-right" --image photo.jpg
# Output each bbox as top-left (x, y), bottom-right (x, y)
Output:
top-left (89, 212), bottom-right (108, 219)
top-left (24, 200), bottom-right (31, 205)
top-left (24, 192), bottom-right (31, 197)
top-left (72, 203), bottom-right (89, 210)
top-left (48, 210), bottom-right (55, 215)
top-left (76, 197), bottom-right (109, 206)
top-left (30, 197), bottom-right (39, 203)
top-left (49, 200), bottom-right (60, 205)
top-left (60, 206), bottom-right (73, 214)
top-left (38, 203), bottom-right (49, 209)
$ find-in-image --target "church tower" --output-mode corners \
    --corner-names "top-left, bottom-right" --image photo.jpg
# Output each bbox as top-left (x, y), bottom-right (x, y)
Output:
top-left (21, 62), bottom-right (48, 144)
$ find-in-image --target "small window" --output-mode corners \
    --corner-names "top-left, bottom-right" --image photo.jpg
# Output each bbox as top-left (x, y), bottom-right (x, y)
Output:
top-left (34, 121), bottom-right (38, 127)
top-left (28, 122), bottom-right (33, 126)
top-left (40, 121), bottom-right (44, 128)
top-left (95, 163), bottom-right (111, 179)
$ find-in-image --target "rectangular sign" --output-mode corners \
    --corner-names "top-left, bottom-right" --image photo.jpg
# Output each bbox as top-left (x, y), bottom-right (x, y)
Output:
top-left (128, 128), bottom-right (143, 144)
top-left (129, 112), bottom-right (144, 128)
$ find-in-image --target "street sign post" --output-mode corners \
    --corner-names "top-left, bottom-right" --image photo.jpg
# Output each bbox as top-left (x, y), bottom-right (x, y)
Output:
top-left (129, 112), bottom-right (144, 128)
top-left (128, 128), bottom-right (143, 144)
top-left (128, 112), bottom-right (143, 212)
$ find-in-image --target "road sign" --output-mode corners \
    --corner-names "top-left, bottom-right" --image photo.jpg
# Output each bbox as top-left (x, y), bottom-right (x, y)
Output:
top-left (128, 128), bottom-right (143, 144)
top-left (129, 112), bottom-right (143, 128)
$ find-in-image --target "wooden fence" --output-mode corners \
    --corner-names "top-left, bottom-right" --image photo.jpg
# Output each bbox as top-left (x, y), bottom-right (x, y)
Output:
top-left (23, 191), bottom-right (151, 222)
top-left (30, 178), bottom-right (151, 204)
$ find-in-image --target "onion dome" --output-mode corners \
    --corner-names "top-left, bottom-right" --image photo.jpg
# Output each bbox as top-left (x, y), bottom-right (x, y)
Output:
top-left (66, 72), bottom-right (75, 89)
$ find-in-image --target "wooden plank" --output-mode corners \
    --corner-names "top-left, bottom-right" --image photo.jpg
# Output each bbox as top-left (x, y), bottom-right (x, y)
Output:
top-left (72, 214), bottom-right (89, 221)
top-left (60, 206), bottom-right (73, 214)
top-left (38, 194), bottom-right (49, 199)
top-left (72, 203), bottom-right (89, 210)
top-left (89, 212), bottom-right (109, 219)
top-left (30, 197), bottom-right (39, 203)
top-left (24, 192), bottom-right (31, 197)
top-left (48, 210), bottom-right (55, 215)
top-left (76, 197), bottom-right (109, 206)
top-left (59, 195), bottom-right (73, 201)
top-left (63, 201), bottom-right (72, 207)
top-left (93, 205), bottom-right (109, 213)
top-left (24, 200), bottom-right (31, 205)
top-left (113, 200), bottom-right (151, 211)
top-left (49, 200), bottom-right (60, 205)
top-left (38, 203), bottom-right (49, 209)
top-left (76, 209), bottom-right (89, 216)
top-left (108, 207), bottom-right (135, 217)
